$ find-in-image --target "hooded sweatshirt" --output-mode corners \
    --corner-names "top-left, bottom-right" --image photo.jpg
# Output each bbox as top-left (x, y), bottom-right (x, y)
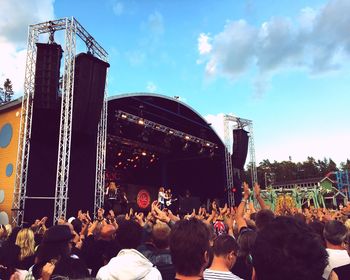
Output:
top-left (96, 249), bottom-right (162, 280)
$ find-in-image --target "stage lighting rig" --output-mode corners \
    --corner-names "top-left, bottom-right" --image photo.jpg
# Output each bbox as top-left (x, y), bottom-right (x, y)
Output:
top-left (115, 110), bottom-right (218, 149)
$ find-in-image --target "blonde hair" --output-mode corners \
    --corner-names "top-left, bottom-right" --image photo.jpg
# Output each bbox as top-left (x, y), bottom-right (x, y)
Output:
top-left (15, 228), bottom-right (35, 260)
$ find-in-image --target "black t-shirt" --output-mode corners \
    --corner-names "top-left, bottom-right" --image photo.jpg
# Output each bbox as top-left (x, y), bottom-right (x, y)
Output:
top-left (333, 263), bottom-right (350, 280)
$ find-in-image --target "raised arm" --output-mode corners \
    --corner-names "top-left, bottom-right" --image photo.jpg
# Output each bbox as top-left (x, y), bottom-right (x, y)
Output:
top-left (254, 182), bottom-right (268, 210)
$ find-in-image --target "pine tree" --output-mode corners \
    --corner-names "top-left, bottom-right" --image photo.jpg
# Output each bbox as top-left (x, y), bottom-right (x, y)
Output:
top-left (3, 78), bottom-right (14, 102)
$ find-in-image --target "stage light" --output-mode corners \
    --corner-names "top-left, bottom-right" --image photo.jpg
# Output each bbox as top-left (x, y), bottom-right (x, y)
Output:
top-left (134, 164), bottom-right (137, 168)
top-left (206, 142), bottom-right (211, 147)
top-left (168, 130), bottom-right (174, 134)
top-left (135, 156), bottom-right (139, 160)
top-left (117, 152), bottom-right (122, 156)
top-left (185, 135), bottom-right (190, 140)
top-left (121, 114), bottom-right (127, 119)
top-left (138, 119), bottom-right (144, 125)
top-left (152, 154), bottom-right (155, 158)
top-left (142, 151), bottom-right (147, 156)
top-left (118, 162), bottom-right (122, 165)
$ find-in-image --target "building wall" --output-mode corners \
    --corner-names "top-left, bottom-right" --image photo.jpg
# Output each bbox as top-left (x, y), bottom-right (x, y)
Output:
top-left (0, 102), bottom-right (21, 224)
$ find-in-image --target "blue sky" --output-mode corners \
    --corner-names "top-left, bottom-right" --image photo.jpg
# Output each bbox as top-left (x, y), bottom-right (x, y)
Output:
top-left (1, 0), bottom-right (349, 165)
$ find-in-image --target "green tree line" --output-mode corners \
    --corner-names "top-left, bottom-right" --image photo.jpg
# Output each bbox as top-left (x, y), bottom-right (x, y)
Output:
top-left (244, 157), bottom-right (350, 188)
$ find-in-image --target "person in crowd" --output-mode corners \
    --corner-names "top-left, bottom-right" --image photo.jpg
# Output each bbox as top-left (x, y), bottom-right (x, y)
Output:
top-left (170, 218), bottom-right (210, 280)
top-left (231, 228), bottom-right (257, 280)
top-left (204, 234), bottom-right (242, 280)
top-left (15, 228), bottom-right (36, 271)
top-left (252, 216), bottom-right (328, 280)
top-left (25, 224), bottom-right (75, 280)
top-left (149, 222), bottom-right (175, 280)
top-left (0, 224), bottom-right (8, 248)
top-left (49, 256), bottom-right (90, 279)
top-left (96, 220), bottom-right (162, 280)
top-left (80, 209), bottom-right (119, 277)
top-left (323, 220), bottom-right (350, 279)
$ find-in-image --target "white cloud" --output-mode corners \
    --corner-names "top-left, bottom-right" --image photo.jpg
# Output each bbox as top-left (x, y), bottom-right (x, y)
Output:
top-left (147, 11), bottom-right (164, 35)
top-left (198, 33), bottom-right (212, 55)
top-left (0, 0), bottom-right (55, 95)
top-left (204, 113), bottom-right (225, 142)
top-left (125, 50), bottom-right (146, 66)
top-left (112, 1), bottom-right (124, 16)
top-left (146, 81), bottom-right (157, 92)
top-left (198, 0), bottom-right (350, 94)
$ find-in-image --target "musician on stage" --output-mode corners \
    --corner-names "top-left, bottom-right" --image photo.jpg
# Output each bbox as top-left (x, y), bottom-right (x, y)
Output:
top-left (158, 187), bottom-right (167, 210)
top-left (105, 181), bottom-right (119, 213)
top-left (165, 188), bottom-right (177, 212)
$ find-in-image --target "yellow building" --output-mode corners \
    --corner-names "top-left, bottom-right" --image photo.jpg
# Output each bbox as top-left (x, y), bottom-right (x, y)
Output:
top-left (0, 98), bottom-right (22, 224)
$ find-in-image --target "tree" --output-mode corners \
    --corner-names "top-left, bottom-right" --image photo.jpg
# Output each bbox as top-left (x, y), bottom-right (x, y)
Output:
top-left (340, 159), bottom-right (350, 171)
top-left (3, 78), bottom-right (14, 102)
top-left (0, 86), bottom-right (4, 104)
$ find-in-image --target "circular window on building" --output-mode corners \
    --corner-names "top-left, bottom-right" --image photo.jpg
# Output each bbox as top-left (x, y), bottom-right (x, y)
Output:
top-left (0, 123), bottom-right (13, 148)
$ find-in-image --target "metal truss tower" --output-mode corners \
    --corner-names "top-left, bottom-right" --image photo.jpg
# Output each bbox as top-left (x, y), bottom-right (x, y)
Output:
top-left (12, 18), bottom-right (108, 226)
top-left (223, 115), bottom-right (257, 206)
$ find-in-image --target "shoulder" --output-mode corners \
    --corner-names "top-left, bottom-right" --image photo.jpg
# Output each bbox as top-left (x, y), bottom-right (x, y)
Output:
top-left (204, 269), bottom-right (242, 280)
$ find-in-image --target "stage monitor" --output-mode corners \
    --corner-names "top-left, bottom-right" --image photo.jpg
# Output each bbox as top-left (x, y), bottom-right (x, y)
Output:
top-left (231, 129), bottom-right (249, 170)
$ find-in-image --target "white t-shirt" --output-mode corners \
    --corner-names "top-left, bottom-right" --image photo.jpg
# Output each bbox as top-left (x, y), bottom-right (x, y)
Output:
top-left (204, 269), bottom-right (243, 280)
top-left (323, 248), bottom-right (350, 279)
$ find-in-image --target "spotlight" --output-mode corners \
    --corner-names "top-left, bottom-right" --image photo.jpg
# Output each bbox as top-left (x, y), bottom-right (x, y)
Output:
top-left (185, 135), bottom-right (190, 140)
top-left (121, 114), bottom-right (127, 119)
top-left (142, 151), bottom-right (147, 156)
top-left (117, 152), bottom-right (122, 156)
top-left (138, 119), bottom-right (144, 125)
top-left (206, 143), bottom-right (211, 147)
top-left (168, 130), bottom-right (174, 134)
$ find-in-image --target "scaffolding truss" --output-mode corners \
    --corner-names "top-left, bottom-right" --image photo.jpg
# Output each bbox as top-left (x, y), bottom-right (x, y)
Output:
top-left (12, 17), bottom-right (108, 226)
top-left (115, 110), bottom-right (218, 148)
top-left (223, 115), bottom-right (257, 206)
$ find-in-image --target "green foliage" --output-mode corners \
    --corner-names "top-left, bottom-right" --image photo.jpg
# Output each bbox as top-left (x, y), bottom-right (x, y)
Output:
top-left (246, 156), bottom-right (341, 188)
top-left (0, 78), bottom-right (14, 104)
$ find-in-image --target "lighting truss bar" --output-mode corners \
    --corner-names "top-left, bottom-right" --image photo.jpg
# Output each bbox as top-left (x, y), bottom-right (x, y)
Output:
top-left (108, 134), bottom-right (171, 155)
top-left (30, 18), bottom-right (108, 61)
top-left (115, 110), bottom-right (218, 148)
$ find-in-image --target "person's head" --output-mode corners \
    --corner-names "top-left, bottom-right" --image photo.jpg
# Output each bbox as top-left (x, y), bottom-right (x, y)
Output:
top-left (323, 220), bottom-right (348, 246)
top-left (255, 209), bottom-right (274, 231)
top-left (15, 228), bottom-right (35, 260)
top-left (0, 224), bottom-right (7, 240)
top-left (117, 220), bottom-right (142, 249)
top-left (159, 187), bottom-right (165, 193)
top-left (308, 220), bottom-right (325, 246)
top-left (109, 181), bottom-right (117, 191)
top-left (36, 225), bottom-right (74, 262)
top-left (237, 229), bottom-right (257, 260)
top-left (252, 216), bottom-right (328, 280)
top-left (170, 218), bottom-right (210, 276)
top-left (152, 222), bottom-right (171, 249)
top-left (99, 224), bottom-right (117, 241)
top-left (212, 234), bottom-right (239, 270)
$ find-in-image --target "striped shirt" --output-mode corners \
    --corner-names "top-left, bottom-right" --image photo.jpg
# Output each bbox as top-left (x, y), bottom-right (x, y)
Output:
top-left (203, 269), bottom-right (243, 280)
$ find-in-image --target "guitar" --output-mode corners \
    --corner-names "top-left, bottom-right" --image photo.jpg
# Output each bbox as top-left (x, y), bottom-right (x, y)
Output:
top-left (166, 198), bottom-right (178, 207)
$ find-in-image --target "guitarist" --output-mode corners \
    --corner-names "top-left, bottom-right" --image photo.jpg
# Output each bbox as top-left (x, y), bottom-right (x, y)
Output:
top-left (165, 188), bottom-right (177, 212)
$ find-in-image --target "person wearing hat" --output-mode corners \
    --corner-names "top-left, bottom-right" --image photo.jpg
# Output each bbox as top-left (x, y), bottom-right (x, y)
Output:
top-left (24, 225), bottom-right (75, 280)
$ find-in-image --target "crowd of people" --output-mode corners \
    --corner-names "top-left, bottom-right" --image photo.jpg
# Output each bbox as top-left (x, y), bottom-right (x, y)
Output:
top-left (0, 182), bottom-right (349, 280)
